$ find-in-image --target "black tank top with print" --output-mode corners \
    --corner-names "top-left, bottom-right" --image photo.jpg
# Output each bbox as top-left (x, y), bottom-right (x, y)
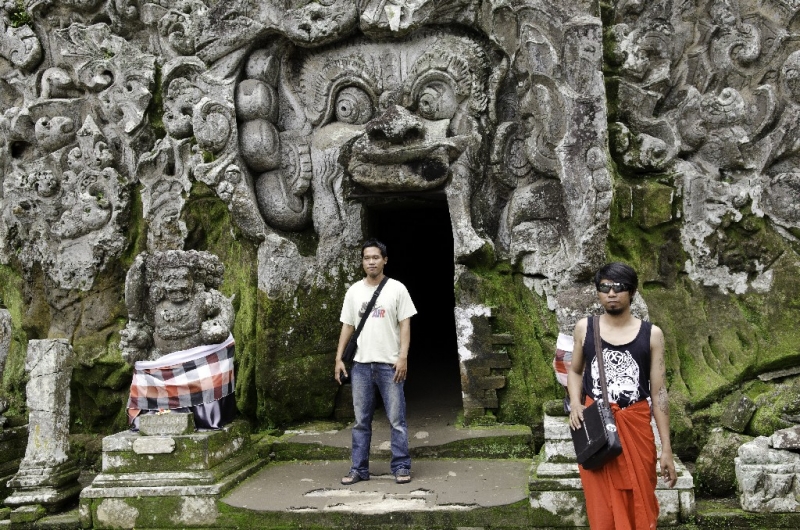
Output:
top-left (582, 317), bottom-right (652, 408)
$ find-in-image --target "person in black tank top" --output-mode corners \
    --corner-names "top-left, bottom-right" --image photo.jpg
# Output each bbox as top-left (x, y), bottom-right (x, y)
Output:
top-left (567, 262), bottom-right (677, 529)
top-left (582, 317), bottom-right (653, 409)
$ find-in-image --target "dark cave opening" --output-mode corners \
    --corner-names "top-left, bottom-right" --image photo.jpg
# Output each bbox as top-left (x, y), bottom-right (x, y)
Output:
top-left (365, 202), bottom-right (462, 412)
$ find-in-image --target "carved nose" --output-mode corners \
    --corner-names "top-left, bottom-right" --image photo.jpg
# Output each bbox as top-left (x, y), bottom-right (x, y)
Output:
top-left (365, 105), bottom-right (423, 144)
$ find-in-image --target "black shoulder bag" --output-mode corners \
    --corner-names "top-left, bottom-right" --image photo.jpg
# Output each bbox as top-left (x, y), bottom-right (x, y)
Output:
top-left (341, 277), bottom-right (389, 364)
top-left (571, 315), bottom-right (623, 469)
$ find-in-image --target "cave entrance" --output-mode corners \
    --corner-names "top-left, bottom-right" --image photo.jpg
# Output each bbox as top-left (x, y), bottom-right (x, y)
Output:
top-left (365, 202), bottom-right (462, 416)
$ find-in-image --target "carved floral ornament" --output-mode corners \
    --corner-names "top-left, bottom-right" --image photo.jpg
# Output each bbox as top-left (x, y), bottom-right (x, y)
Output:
top-left (0, 19), bottom-right (154, 291)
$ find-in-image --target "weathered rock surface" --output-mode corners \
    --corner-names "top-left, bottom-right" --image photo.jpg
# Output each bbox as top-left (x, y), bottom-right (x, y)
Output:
top-left (696, 428), bottom-right (754, 497)
top-left (5, 339), bottom-right (81, 512)
top-left (735, 436), bottom-right (800, 512)
top-left (721, 393), bottom-right (758, 434)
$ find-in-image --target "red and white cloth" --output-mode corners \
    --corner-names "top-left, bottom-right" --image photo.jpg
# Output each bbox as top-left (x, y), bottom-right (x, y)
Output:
top-left (127, 334), bottom-right (235, 422)
top-left (553, 332), bottom-right (573, 387)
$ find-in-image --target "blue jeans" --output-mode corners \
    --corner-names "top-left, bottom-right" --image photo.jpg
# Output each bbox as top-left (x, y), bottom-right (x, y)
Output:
top-left (350, 362), bottom-right (410, 478)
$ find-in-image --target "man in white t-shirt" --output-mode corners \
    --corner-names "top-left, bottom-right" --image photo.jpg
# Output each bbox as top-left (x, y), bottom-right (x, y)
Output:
top-left (335, 239), bottom-right (417, 485)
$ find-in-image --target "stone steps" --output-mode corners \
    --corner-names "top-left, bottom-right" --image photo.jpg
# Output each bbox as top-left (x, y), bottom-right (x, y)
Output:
top-left (529, 410), bottom-right (696, 527)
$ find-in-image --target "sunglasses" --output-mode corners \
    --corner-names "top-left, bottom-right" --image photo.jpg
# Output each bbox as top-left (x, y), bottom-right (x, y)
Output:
top-left (597, 282), bottom-right (630, 293)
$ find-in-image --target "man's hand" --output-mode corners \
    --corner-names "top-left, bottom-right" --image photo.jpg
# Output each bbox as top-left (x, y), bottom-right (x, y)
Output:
top-left (334, 359), bottom-right (348, 384)
top-left (660, 449), bottom-right (678, 488)
top-left (393, 356), bottom-right (407, 383)
top-left (569, 403), bottom-right (586, 430)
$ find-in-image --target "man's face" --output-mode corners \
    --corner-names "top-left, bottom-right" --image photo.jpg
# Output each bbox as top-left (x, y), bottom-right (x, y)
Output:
top-left (597, 278), bottom-right (632, 316)
top-left (362, 247), bottom-right (387, 279)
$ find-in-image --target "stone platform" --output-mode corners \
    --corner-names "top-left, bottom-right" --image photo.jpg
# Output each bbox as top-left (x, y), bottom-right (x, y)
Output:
top-left (78, 418), bottom-right (263, 529)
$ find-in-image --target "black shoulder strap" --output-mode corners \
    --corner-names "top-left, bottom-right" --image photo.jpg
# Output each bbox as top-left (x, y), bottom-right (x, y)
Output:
top-left (593, 315), bottom-right (611, 404)
top-left (352, 277), bottom-right (389, 341)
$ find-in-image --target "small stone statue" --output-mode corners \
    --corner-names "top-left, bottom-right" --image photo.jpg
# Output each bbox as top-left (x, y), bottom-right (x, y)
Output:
top-left (120, 250), bottom-right (236, 430)
top-left (120, 250), bottom-right (234, 363)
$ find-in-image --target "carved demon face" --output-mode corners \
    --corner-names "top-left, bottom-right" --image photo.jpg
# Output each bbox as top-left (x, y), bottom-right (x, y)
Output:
top-left (289, 31), bottom-right (491, 192)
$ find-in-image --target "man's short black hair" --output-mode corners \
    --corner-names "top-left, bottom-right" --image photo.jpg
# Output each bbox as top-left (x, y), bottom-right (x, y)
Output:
top-left (361, 238), bottom-right (388, 258)
top-left (594, 262), bottom-right (638, 295)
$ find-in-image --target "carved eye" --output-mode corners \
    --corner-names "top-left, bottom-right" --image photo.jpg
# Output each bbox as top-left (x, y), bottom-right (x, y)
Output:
top-left (334, 87), bottom-right (373, 125)
top-left (416, 81), bottom-right (457, 120)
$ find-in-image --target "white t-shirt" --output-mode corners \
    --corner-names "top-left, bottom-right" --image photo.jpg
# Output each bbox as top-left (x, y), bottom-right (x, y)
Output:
top-left (340, 277), bottom-right (417, 364)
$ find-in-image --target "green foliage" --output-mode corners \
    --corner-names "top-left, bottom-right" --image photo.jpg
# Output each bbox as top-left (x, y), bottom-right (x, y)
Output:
top-left (8, 0), bottom-right (32, 28)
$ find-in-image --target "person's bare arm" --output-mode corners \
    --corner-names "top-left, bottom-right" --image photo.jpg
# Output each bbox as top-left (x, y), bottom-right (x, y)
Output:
top-left (393, 318), bottom-right (410, 383)
top-left (568, 318), bottom-right (588, 430)
top-left (651, 325), bottom-right (677, 487)
top-left (334, 323), bottom-right (354, 384)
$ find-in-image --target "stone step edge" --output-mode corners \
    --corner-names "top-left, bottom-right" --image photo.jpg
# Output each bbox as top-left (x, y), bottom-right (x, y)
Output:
top-left (80, 448), bottom-right (265, 499)
top-left (267, 432), bottom-right (535, 462)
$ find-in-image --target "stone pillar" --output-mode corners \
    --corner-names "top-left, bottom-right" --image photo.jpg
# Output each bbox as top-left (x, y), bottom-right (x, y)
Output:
top-left (4, 339), bottom-right (81, 516)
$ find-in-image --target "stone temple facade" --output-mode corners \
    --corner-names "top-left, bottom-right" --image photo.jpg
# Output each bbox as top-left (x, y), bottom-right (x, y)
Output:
top-left (1, 0), bottom-right (800, 518)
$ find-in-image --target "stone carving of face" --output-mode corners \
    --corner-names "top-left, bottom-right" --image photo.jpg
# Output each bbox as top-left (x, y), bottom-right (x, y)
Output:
top-left (158, 266), bottom-right (194, 304)
top-left (290, 31), bottom-right (491, 192)
top-left (34, 171), bottom-right (60, 198)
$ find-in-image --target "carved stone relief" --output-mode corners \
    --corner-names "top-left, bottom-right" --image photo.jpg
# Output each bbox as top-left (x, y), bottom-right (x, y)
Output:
top-left (119, 250), bottom-right (234, 364)
top-left (0, 22), bottom-right (153, 293)
top-left (606, 0), bottom-right (800, 294)
top-left (3, 0), bottom-right (800, 441)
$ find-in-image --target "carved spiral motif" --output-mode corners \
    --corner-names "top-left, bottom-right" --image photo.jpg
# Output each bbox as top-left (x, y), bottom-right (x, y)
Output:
top-left (240, 119), bottom-right (281, 172)
top-left (334, 86), bottom-right (373, 124)
top-left (193, 101), bottom-right (232, 154)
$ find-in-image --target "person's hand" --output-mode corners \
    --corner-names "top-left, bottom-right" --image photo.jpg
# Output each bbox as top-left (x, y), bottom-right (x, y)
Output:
top-left (569, 403), bottom-right (586, 430)
top-left (393, 356), bottom-right (407, 383)
top-left (660, 450), bottom-right (678, 488)
top-left (334, 359), bottom-right (347, 384)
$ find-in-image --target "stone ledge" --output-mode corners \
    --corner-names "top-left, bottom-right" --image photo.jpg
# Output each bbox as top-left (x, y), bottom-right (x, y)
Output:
top-left (101, 420), bottom-right (250, 473)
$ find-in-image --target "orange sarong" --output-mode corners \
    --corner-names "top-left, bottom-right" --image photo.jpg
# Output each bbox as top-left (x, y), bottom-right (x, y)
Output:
top-left (579, 397), bottom-right (659, 530)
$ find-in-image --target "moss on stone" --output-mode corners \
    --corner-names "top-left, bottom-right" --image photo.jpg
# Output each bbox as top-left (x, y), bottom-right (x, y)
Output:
top-left (253, 275), bottom-right (353, 428)
top-left (0, 264), bottom-right (28, 419)
top-left (458, 264), bottom-right (559, 433)
top-left (747, 376), bottom-right (800, 437)
top-left (181, 181), bottom-right (261, 425)
top-left (69, 433), bottom-right (104, 472)
top-left (695, 429), bottom-right (753, 497)
top-left (605, 165), bottom-right (800, 456)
